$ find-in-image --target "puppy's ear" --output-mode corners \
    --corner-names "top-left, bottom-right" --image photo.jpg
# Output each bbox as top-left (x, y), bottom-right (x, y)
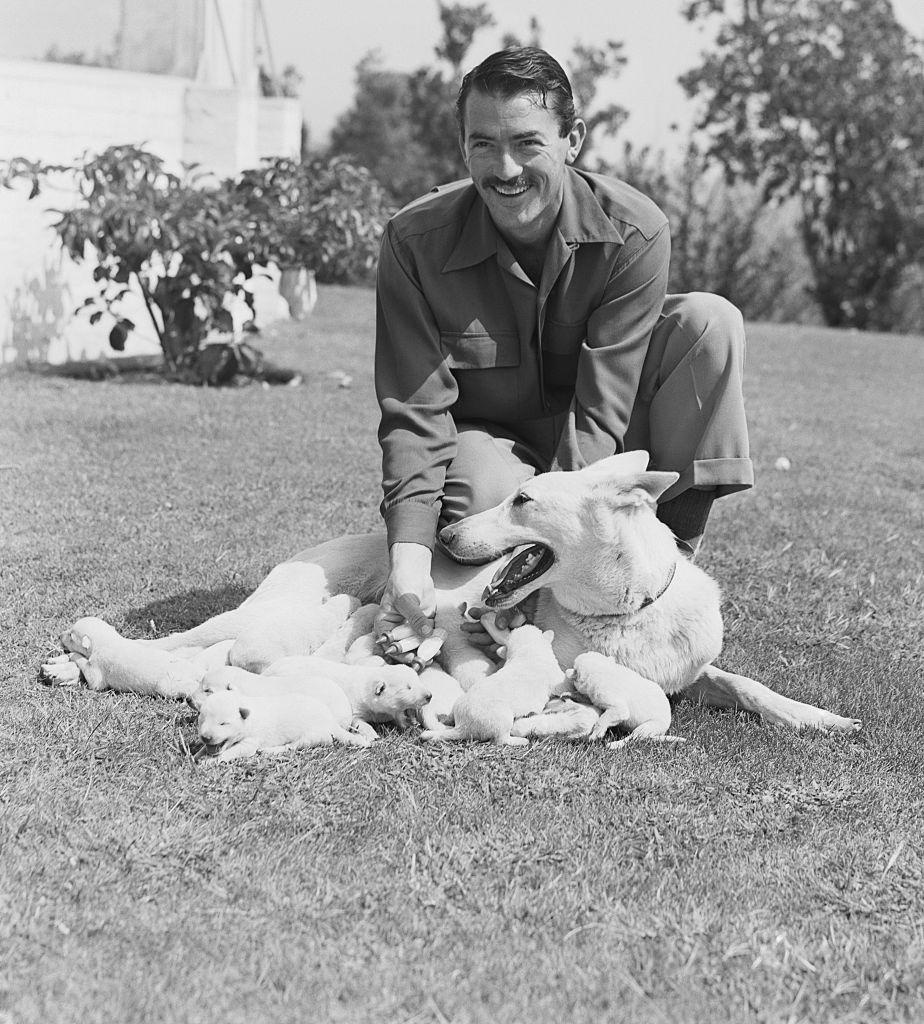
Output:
top-left (239, 706), bottom-right (251, 720)
top-left (81, 635), bottom-right (93, 654)
top-left (542, 629), bottom-right (555, 645)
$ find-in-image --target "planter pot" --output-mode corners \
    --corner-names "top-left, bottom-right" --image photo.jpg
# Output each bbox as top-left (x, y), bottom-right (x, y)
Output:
top-left (279, 266), bottom-right (318, 321)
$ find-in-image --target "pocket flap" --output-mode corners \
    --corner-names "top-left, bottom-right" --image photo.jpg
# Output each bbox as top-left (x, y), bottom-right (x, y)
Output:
top-left (440, 331), bottom-right (520, 370)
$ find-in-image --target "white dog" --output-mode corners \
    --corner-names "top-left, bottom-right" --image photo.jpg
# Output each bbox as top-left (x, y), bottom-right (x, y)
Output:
top-left (41, 452), bottom-right (860, 736)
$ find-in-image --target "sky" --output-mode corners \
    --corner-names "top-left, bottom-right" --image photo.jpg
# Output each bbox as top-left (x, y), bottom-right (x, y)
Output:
top-left (4, 0), bottom-right (924, 161)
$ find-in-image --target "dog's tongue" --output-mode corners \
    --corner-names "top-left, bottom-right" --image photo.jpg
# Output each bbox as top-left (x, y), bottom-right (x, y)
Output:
top-left (483, 544), bottom-right (546, 602)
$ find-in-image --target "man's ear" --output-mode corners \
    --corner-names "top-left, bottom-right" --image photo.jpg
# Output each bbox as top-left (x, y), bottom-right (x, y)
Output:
top-left (566, 119), bottom-right (587, 164)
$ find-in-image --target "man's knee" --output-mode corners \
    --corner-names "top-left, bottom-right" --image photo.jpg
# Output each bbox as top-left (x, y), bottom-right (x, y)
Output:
top-left (660, 292), bottom-right (746, 381)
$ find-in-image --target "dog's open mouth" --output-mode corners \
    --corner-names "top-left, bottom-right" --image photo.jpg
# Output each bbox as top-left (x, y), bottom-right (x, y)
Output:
top-left (482, 544), bottom-right (554, 607)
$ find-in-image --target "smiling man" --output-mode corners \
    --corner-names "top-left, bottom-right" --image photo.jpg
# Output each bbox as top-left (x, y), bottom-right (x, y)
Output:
top-left (373, 46), bottom-right (753, 631)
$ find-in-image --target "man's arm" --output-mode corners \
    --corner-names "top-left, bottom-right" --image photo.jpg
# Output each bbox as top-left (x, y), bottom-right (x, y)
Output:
top-left (375, 221), bottom-right (459, 550)
top-left (551, 222), bottom-right (670, 470)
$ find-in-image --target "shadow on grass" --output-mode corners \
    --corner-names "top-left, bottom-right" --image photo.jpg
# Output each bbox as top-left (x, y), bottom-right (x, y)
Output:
top-left (124, 584), bottom-right (251, 636)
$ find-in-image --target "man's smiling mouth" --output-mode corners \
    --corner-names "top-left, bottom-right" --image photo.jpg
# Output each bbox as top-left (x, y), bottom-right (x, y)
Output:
top-left (490, 181), bottom-right (531, 197)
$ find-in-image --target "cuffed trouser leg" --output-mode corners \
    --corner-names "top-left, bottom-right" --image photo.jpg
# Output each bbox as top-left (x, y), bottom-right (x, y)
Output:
top-left (438, 423), bottom-right (543, 531)
top-left (624, 292), bottom-right (754, 503)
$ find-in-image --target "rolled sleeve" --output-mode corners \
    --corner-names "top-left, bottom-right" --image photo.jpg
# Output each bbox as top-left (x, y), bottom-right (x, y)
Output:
top-left (375, 224), bottom-right (459, 549)
top-left (551, 223), bottom-right (670, 470)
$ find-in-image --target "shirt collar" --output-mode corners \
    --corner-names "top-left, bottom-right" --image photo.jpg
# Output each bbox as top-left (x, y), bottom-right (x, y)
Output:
top-left (442, 167), bottom-right (623, 274)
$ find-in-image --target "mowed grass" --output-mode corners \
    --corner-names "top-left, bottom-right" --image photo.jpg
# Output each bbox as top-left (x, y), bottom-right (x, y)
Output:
top-left (2, 286), bottom-right (923, 1024)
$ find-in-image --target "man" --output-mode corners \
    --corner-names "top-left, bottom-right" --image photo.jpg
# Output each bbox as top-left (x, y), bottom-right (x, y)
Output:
top-left (374, 46), bottom-right (753, 637)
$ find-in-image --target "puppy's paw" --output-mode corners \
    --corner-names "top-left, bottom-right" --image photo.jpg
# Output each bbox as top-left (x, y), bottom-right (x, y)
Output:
top-left (39, 655), bottom-right (82, 686)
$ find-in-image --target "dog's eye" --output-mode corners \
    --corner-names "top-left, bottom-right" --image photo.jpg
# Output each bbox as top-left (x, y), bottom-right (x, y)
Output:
top-left (512, 493), bottom-right (533, 507)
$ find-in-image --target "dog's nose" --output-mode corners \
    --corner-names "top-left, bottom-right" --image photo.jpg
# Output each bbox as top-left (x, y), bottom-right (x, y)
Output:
top-left (438, 524), bottom-right (455, 547)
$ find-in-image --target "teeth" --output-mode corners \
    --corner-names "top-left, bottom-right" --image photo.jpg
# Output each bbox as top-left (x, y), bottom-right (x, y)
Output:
top-left (493, 183), bottom-right (529, 196)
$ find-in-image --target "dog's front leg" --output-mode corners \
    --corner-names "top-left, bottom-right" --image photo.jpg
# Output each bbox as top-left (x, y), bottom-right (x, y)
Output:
top-left (690, 665), bottom-right (861, 734)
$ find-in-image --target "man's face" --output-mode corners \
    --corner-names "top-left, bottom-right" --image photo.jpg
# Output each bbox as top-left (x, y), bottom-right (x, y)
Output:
top-left (460, 89), bottom-right (586, 249)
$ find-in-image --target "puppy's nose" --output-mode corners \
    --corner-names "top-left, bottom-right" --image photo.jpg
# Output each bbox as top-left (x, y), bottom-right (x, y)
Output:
top-left (438, 524), bottom-right (455, 547)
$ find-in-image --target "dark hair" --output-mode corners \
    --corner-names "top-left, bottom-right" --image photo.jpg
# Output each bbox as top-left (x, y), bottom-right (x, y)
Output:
top-left (456, 46), bottom-right (577, 139)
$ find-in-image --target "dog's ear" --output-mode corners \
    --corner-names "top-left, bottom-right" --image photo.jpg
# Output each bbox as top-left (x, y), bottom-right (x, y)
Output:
top-left (81, 634), bottom-right (93, 654)
top-left (620, 471), bottom-right (679, 504)
top-left (542, 629), bottom-right (555, 645)
top-left (581, 450), bottom-right (650, 479)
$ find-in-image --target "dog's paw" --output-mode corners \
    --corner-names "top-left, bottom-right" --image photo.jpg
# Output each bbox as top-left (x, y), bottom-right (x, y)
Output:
top-left (39, 655), bottom-right (82, 686)
top-left (803, 712), bottom-right (862, 735)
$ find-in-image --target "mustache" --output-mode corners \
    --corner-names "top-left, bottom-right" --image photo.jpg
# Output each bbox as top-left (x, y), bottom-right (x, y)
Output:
top-left (484, 176), bottom-right (531, 189)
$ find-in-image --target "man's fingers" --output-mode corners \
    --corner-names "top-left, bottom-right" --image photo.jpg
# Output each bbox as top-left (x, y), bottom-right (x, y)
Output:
top-left (394, 593), bottom-right (434, 635)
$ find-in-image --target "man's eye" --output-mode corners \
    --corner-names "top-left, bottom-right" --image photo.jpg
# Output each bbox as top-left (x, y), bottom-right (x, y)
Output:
top-left (512, 493), bottom-right (533, 507)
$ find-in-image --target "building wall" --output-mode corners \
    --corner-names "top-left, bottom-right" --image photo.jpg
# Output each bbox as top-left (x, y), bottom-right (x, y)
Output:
top-left (0, 56), bottom-right (300, 365)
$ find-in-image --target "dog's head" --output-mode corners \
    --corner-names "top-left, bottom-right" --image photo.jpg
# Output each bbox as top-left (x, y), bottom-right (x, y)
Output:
top-left (59, 616), bottom-right (117, 657)
top-left (187, 665), bottom-right (252, 712)
top-left (364, 663), bottom-right (432, 729)
top-left (197, 687), bottom-right (250, 752)
top-left (439, 451), bottom-right (678, 612)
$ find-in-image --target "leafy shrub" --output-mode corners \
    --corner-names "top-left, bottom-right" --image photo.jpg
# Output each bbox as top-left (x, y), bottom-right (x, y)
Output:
top-left (1, 146), bottom-right (393, 378)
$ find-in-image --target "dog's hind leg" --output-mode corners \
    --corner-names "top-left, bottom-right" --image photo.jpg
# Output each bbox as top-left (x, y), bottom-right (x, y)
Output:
top-left (588, 704), bottom-right (631, 742)
top-left (689, 664), bottom-right (861, 734)
top-left (142, 608), bottom-right (256, 652)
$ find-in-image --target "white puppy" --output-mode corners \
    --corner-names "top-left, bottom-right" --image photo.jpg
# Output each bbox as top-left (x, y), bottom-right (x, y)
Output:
top-left (40, 616), bottom-right (204, 699)
top-left (421, 620), bottom-right (564, 746)
top-left (568, 651), bottom-right (686, 749)
top-left (263, 655), bottom-right (431, 730)
top-left (197, 685), bottom-right (372, 763)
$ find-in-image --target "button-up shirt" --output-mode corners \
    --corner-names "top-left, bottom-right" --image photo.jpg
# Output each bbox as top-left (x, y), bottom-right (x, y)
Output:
top-left (375, 166), bottom-right (670, 549)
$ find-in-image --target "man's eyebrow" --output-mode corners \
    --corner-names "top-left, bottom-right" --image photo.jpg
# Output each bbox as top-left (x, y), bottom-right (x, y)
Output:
top-left (466, 129), bottom-right (548, 142)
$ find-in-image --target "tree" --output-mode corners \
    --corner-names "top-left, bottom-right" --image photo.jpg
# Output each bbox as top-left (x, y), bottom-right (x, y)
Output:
top-left (616, 141), bottom-right (813, 322)
top-left (329, 3), bottom-right (629, 205)
top-left (680, 0), bottom-right (924, 330)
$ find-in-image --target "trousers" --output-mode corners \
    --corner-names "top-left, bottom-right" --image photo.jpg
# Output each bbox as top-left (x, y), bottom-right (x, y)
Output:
top-left (439, 292), bottom-right (754, 529)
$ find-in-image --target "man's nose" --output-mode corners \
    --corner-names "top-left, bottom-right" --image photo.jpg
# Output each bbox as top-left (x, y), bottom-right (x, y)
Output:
top-left (494, 149), bottom-right (523, 181)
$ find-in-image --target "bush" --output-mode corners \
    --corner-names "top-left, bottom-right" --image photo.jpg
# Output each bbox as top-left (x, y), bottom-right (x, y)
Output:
top-left (1, 146), bottom-right (394, 379)
top-left (614, 141), bottom-right (818, 323)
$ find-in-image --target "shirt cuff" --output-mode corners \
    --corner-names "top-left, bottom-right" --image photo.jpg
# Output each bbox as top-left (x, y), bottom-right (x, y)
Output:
top-left (383, 501), bottom-right (442, 550)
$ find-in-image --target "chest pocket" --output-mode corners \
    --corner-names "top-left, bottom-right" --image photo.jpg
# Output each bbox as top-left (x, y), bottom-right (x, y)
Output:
top-left (440, 331), bottom-right (520, 370)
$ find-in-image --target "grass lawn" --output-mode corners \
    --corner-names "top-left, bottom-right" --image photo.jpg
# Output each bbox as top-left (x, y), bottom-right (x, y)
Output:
top-left (2, 285), bottom-right (923, 1024)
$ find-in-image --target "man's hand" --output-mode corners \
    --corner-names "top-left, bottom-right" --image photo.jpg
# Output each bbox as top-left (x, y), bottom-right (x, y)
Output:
top-left (375, 542), bottom-right (437, 649)
top-left (459, 603), bottom-right (529, 662)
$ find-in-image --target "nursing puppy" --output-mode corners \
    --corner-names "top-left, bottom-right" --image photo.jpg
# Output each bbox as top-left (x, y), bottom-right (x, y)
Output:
top-left (566, 651), bottom-right (685, 749)
top-left (40, 617), bottom-right (204, 699)
top-left (421, 620), bottom-right (563, 746)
